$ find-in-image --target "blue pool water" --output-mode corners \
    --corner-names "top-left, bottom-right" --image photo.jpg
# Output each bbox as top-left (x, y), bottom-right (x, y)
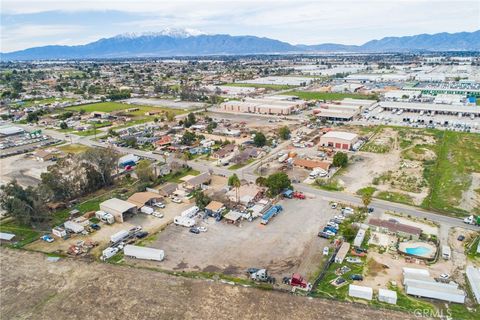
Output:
top-left (405, 246), bottom-right (431, 256)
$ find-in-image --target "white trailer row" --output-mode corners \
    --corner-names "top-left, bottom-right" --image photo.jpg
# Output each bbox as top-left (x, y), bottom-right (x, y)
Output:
top-left (124, 245), bottom-right (164, 261)
top-left (174, 216), bottom-right (195, 227)
top-left (110, 230), bottom-right (129, 243)
top-left (181, 206), bottom-right (199, 218)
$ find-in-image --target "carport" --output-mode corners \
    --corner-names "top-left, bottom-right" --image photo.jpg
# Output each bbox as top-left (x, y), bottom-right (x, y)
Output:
top-left (99, 198), bottom-right (137, 223)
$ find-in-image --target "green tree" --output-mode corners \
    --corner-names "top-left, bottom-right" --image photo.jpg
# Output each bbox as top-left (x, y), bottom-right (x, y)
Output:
top-left (253, 132), bottom-right (267, 147)
top-left (333, 152), bottom-right (348, 167)
top-left (136, 160), bottom-right (154, 183)
top-left (0, 180), bottom-right (49, 226)
top-left (265, 172), bottom-right (291, 197)
top-left (166, 112), bottom-right (175, 122)
top-left (81, 147), bottom-right (119, 187)
top-left (181, 131), bottom-right (196, 146)
top-left (124, 136), bottom-right (137, 148)
top-left (278, 126), bottom-right (291, 140)
top-left (60, 122), bottom-right (68, 130)
top-left (255, 176), bottom-right (267, 187)
top-left (193, 190), bottom-right (210, 210)
top-left (342, 224), bottom-right (358, 242)
top-left (228, 173), bottom-right (241, 203)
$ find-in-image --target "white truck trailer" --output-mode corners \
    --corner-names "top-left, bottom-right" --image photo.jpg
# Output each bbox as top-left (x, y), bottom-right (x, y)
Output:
top-left (140, 206), bottom-right (154, 215)
top-left (181, 206), bottom-right (199, 218)
top-left (124, 245), bottom-right (164, 261)
top-left (174, 216), bottom-right (195, 227)
top-left (110, 230), bottom-right (129, 243)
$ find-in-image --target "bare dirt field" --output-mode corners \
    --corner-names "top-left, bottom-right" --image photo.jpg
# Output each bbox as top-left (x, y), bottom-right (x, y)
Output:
top-left (0, 248), bottom-right (413, 320)
top-left (136, 197), bottom-right (336, 281)
top-left (0, 153), bottom-right (51, 187)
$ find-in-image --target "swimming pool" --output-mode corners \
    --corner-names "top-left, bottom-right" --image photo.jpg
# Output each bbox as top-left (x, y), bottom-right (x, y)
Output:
top-left (405, 246), bottom-right (432, 256)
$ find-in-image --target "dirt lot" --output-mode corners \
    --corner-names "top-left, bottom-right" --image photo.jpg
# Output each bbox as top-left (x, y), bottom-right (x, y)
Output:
top-left (0, 248), bottom-right (413, 320)
top-left (0, 153), bottom-right (51, 187)
top-left (134, 197), bottom-right (337, 281)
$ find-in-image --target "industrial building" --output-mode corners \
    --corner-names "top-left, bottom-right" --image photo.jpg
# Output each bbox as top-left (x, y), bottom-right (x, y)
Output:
top-left (219, 96), bottom-right (306, 115)
top-left (466, 266), bottom-right (480, 304)
top-left (313, 98), bottom-right (376, 122)
top-left (377, 101), bottom-right (480, 117)
top-left (319, 131), bottom-right (359, 150)
top-left (402, 268), bottom-right (466, 304)
top-left (99, 198), bottom-right (138, 223)
top-left (127, 192), bottom-right (163, 208)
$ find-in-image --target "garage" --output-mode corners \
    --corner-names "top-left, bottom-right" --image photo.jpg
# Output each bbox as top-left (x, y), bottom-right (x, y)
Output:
top-left (99, 198), bottom-right (138, 223)
top-left (319, 131), bottom-right (359, 150)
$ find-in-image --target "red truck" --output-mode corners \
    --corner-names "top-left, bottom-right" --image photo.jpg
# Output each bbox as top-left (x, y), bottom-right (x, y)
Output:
top-left (283, 273), bottom-right (312, 291)
top-left (293, 192), bottom-right (305, 199)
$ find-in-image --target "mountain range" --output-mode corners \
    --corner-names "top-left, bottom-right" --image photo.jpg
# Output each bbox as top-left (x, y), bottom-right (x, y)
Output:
top-left (2, 29), bottom-right (479, 60)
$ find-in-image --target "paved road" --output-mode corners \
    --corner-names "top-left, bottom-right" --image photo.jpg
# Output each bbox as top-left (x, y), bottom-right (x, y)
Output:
top-left (19, 124), bottom-right (478, 233)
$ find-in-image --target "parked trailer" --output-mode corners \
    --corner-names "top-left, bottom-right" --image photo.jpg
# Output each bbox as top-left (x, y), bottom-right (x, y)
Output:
top-left (278, 154), bottom-right (289, 163)
top-left (124, 245), bottom-right (164, 261)
top-left (110, 230), bottom-right (129, 243)
top-left (174, 216), bottom-right (195, 227)
top-left (181, 206), bottom-right (200, 218)
top-left (261, 205), bottom-right (283, 225)
top-left (140, 206), bottom-right (154, 214)
top-left (95, 210), bottom-right (115, 224)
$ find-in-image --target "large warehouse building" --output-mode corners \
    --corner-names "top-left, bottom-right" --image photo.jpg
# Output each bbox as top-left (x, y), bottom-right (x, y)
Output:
top-left (220, 96), bottom-right (306, 115)
top-left (319, 131), bottom-right (359, 150)
top-left (313, 98), bottom-right (376, 121)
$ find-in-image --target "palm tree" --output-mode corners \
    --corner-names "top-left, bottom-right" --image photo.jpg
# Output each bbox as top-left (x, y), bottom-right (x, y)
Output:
top-left (228, 173), bottom-right (241, 204)
top-left (362, 193), bottom-right (372, 209)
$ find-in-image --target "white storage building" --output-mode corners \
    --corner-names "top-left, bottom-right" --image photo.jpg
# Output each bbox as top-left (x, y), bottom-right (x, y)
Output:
top-left (124, 245), bottom-right (165, 262)
top-left (349, 284), bottom-right (373, 301)
top-left (335, 242), bottom-right (351, 263)
top-left (403, 268), bottom-right (466, 304)
top-left (353, 228), bottom-right (367, 247)
top-left (100, 198), bottom-right (137, 223)
top-left (466, 266), bottom-right (480, 304)
top-left (64, 220), bottom-right (85, 233)
top-left (378, 288), bottom-right (397, 305)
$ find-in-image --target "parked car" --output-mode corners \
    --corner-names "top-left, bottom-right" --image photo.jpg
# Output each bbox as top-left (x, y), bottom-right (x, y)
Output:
top-left (327, 221), bottom-right (339, 229)
top-left (351, 274), bottom-right (364, 281)
top-left (197, 226), bottom-right (208, 232)
top-left (331, 202), bottom-right (338, 209)
top-left (90, 223), bottom-right (101, 230)
top-left (40, 235), bottom-right (54, 243)
top-left (189, 227), bottom-right (200, 234)
top-left (334, 215), bottom-right (345, 221)
top-left (153, 202), bottom-right (165, 208)
top-left (457, 235), bottom-right (465, 241)
top-left (293, 192), bottom-right (305, 199)
top-left (135, 231), bottom-right (149, 239)
top-left (335, 278), bottom-right (346, 285)
top-left (367, 207), bottom-right (374, 213)
top-left (129, 226), bottom-right (142, 233)
top-left (323, 247), bottom-right (329, 256)
top-left (440, 273), bottom-right (450, 279)
top-left (318, 231), bottom-right (332, 239)
top-left (172, 197), bottom-right (182, 204)
top-left (153, 212), bottom-right (164, 218)
top-left (322, 229), bottom-right (336, 237)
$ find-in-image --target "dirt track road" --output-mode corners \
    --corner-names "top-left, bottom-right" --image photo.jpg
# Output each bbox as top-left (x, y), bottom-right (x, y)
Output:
top-left (0, 249), bottom-right (414, 320)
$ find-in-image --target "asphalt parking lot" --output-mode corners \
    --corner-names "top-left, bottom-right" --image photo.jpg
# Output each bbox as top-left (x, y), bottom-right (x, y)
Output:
top-left (147, 196), bottom-right (338, 281)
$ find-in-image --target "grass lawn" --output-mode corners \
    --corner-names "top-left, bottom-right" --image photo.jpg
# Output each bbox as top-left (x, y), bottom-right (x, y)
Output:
top-left (228, 159), bottom-right (255, 170)
top-left (58, 143), bottom-right (90, 154)
top-left (422, 131), bottom-right (480, 215)
top-left (66, 102), bottom-right (186, 117)
top-left (224, 83), bottom-right (297, 90)
top-left (13, 97), bottom-right (75, 108)
top-left (356, 186), bottom-right (377, 197)
top-left (163, 168), bottom-right (201, 183)
top-left (376, 191), bottom-right (414, 206)
top-left (283, 91), bottom-right (378, 101)
top-left (0, 219), bottom-right (41, 248)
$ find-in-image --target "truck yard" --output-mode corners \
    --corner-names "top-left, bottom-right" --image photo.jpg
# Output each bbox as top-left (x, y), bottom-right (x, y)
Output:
top-left (131, 197), bottom-right (336, 280)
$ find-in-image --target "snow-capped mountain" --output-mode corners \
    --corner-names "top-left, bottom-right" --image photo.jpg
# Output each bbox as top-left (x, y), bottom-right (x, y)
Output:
top-left (115, 28), bottom-right (207, 39)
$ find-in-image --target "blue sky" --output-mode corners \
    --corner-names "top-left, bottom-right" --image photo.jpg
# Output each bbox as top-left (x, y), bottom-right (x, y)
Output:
top-left (1, 0), bottom-right (479, 52)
